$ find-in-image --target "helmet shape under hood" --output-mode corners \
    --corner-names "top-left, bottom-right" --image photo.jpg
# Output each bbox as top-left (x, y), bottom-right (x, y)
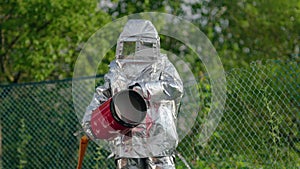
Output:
top-left (115, 19), bottom-right (163, 80)
top-left (116, 19), bottom-right (160, 62)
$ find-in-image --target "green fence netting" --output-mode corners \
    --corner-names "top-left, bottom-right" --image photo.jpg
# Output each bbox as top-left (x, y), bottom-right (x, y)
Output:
top-left (0, 60), bottom-right (299, 169)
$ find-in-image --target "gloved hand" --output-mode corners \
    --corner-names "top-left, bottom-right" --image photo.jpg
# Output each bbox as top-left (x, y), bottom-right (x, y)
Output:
top-left (81, 121), bottom-right (95, 140)
top-left (128, 83), bottom-right (143, 97)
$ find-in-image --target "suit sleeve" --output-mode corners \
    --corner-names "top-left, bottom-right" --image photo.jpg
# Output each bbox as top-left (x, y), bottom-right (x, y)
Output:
top-left (139, 59), bottom-right (183, 101)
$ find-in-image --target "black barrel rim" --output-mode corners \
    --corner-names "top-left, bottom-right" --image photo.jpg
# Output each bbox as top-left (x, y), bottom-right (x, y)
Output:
top-left (110, 90), bottom-right (147, 128)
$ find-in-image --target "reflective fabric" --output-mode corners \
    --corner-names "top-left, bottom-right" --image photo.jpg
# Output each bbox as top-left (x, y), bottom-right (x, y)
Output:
top-left (82, 19), bottom-right (183, 158)
top-left (115, 156), bottom-right (176, 169)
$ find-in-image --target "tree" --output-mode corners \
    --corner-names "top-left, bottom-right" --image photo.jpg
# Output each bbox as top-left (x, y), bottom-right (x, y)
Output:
top-left (1, 0), bottom-right (299, 83)
top-left (101, 0), bottom-right (300, 72)
top-left (189, 0), bottom-right (300, 69)
top-left (0, 0), bottom-right (111, 84)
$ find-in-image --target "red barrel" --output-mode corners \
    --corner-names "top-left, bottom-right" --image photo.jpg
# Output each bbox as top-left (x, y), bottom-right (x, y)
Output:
top-left (90, 89), bottom-right (147, 140)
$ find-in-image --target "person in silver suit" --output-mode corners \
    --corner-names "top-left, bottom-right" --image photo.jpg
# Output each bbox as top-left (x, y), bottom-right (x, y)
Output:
top-left (82, 19), bottom-right (183, 169)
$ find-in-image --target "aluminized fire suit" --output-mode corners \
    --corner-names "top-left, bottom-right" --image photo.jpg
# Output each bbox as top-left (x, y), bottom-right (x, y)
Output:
top-left (82, 19), bottom-right (183, 169)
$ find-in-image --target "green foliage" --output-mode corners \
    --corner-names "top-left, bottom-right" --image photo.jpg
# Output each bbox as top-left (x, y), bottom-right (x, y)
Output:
top-left (207, 0), bottom-right (300, 69)
top-left (165, 0), bottom-right (300, 70)
top-left (1, 82), bottom-right (79, 168)
top-left (102, 0), bottom-right (166, 19)
top-left (1, 0), bottom-right (300, 84)
top-left (0, 77), bottom-right (116, 168)
top-left (17, 119), bottom-right (32, 169)
top-left (176, 60), bottom-right (300, 168)
top-left (0, 0), bottom-right (111, 83)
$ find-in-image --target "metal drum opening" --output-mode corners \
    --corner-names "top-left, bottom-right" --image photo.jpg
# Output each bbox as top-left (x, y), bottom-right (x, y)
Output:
top-left (111, 90), bottom-right (147, 127)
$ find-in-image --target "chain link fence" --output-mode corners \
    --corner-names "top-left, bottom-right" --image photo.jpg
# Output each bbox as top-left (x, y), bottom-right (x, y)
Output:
top-left (0, 59), bottom-right (299, 168)
top-left (176, 60), bottom-right (300, 168)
